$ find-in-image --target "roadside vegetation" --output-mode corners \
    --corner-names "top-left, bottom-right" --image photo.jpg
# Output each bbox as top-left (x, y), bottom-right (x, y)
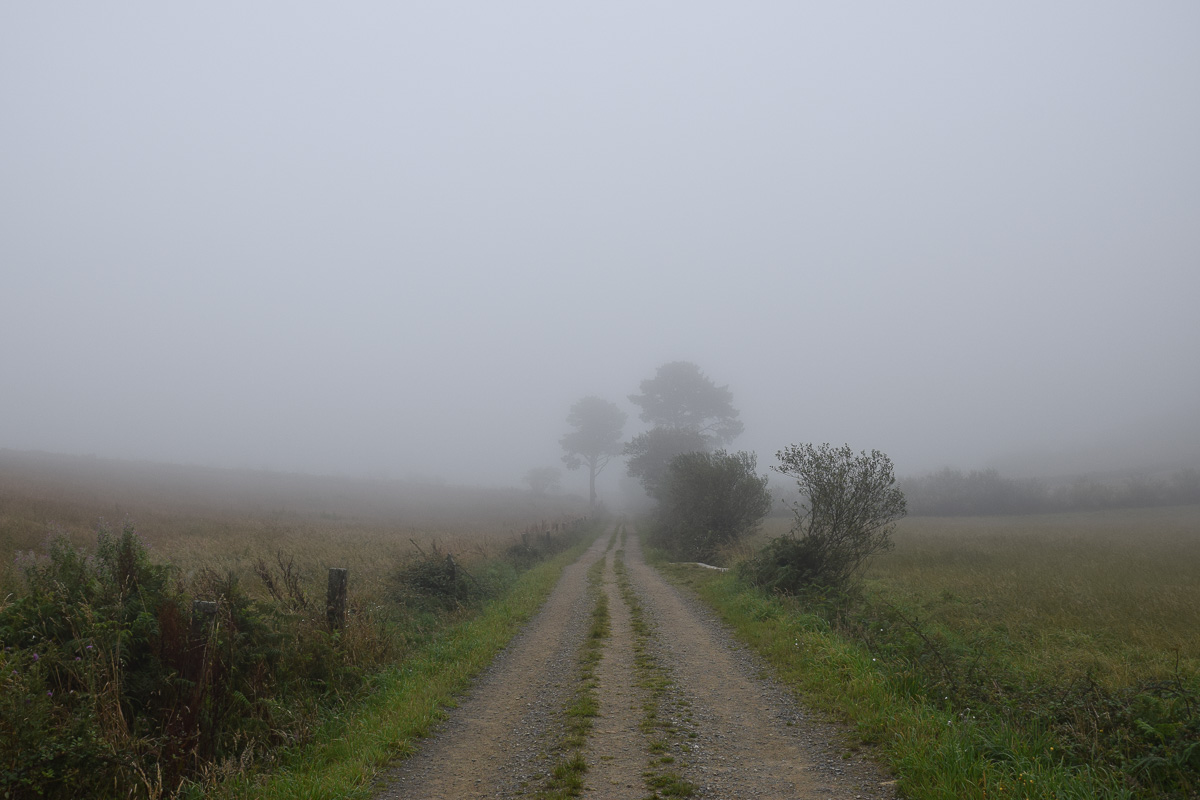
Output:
top-left (0, 450), bottom-right (597, 799)
top-left (740, 443), bottom-right (905, 593)
top-left (662, 506), bottom-right (1200, 799)
top-left (647, 449), bottom-right (771, 564)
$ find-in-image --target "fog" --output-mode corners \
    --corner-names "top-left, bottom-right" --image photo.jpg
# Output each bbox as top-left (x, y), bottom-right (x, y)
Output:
top-left (3, 4), bottom-right (1198, 497)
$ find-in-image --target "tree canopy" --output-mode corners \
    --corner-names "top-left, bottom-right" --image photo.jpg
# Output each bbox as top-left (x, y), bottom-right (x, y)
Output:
top-left (560, 396), bottom-right (626, 509)
top-left (627, 361), bottom-right (743, 446)
top-left (623, 427), bottom-right (709, 500)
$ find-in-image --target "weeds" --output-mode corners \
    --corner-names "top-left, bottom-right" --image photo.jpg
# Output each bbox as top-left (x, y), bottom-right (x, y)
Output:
top-left (0, 517), bottom-right (593, 799)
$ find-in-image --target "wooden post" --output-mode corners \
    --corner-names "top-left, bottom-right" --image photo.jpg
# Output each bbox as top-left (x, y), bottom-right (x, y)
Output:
top-left (191, 600), bottom-right (217, 639)
top-left (327, 567), bottom-right (348, 630)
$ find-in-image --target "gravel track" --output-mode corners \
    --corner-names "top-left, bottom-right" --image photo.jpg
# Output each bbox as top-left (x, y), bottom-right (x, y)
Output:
top-left (584, 541), bottom-right (651, 797)
top-left (375, 526), bottom-right (902, 799)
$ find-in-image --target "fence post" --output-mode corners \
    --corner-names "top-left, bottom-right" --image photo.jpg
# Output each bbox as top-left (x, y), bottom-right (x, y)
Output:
top-left (327, 567), bottom-right (348, 630)
top-left (191, 600), bottom-right (218, 639)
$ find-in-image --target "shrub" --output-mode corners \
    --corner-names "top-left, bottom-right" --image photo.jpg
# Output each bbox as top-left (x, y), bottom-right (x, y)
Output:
top-left (0, 522), bottom-right (188, 795)
top-left (650, 450), bottom-right (771, 563)
top-left (742, 444), bottom-right (905, 593)
top-left (389, 541), bottom-right (504, 613)
top-left (0, 522), bottom-right (378, 798)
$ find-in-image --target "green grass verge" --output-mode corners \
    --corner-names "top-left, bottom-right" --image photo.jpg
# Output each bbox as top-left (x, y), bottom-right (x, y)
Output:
top-left (197, 528), bottom-right (603, 800)
top-left (657, 565), bottom-right (1136, 800)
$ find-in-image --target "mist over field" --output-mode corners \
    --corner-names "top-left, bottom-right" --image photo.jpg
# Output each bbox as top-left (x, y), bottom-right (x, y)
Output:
top-left (3, 4), bottom-right (1198, 500)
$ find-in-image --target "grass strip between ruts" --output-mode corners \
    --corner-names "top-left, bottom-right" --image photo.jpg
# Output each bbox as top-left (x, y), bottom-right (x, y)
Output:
top-left (200, 529), bottom-right (603, 800)
top-left (615, 533), bottom-right (699, 799)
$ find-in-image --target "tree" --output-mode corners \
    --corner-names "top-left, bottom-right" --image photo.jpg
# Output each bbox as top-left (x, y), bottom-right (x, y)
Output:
top-left (560, 396), bottom-right (626, 509)
top-left (523, 466), bottom-right (561, 496)
top-left (628, 361), bottom-right (744, 446)
top-left (623, 427), bottom-right (709, 500)
top-left (653, 450), bottom-right (772, 563)
top-left (742, 444), bottom-right (906, 593)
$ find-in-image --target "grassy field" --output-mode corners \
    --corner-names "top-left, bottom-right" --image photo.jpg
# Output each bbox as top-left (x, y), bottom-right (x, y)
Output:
top-left (743, 506), bottom-right (1200, 687)
top-left (871, 507), bottom-right (1200, 689)
top-left (681, 505), bottom-right (1200, 798)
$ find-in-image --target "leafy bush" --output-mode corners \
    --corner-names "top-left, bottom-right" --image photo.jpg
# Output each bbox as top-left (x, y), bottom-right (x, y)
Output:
top-left (504, 526), bottom-right (580, 570)
top-left (0, 522), bottom-right (189, 795)
top-left (390, 545), bottom-right (495, 611)
top-left (392, 523), bottom-right (589, 611)
top-left (650, 450), bottom-right (771, 562)
top-left (738, 534), bottom-right (830, 595)
top-left (0, 522), bottom-right (381, 798)
top-left (623, 427), bottom-right (709, 500)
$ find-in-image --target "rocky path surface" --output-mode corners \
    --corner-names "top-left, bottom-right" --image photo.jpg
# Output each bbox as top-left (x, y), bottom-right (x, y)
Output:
top-left (375, 525), bottom-right (902, 799)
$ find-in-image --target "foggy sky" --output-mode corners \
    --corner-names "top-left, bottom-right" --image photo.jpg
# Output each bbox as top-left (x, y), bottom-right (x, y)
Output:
top-left (3, 3), bottom-right (1198, 493)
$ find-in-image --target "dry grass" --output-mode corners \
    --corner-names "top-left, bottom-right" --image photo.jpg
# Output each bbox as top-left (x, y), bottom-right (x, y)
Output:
top-left (0, 449), bottom-right (586, 604)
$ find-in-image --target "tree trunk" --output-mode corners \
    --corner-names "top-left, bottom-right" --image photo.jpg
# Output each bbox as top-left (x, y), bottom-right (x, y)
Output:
top-left (588, 462), bottom-right (597, 509)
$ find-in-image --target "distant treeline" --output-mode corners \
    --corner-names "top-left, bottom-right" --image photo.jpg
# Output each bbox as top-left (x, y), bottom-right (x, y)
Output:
top-left (900, 466), bottom-right (1200, 516)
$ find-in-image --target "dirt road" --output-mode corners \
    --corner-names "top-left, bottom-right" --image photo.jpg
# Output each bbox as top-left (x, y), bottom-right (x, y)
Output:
top-left (376, 525), bottom-right (900, 799)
